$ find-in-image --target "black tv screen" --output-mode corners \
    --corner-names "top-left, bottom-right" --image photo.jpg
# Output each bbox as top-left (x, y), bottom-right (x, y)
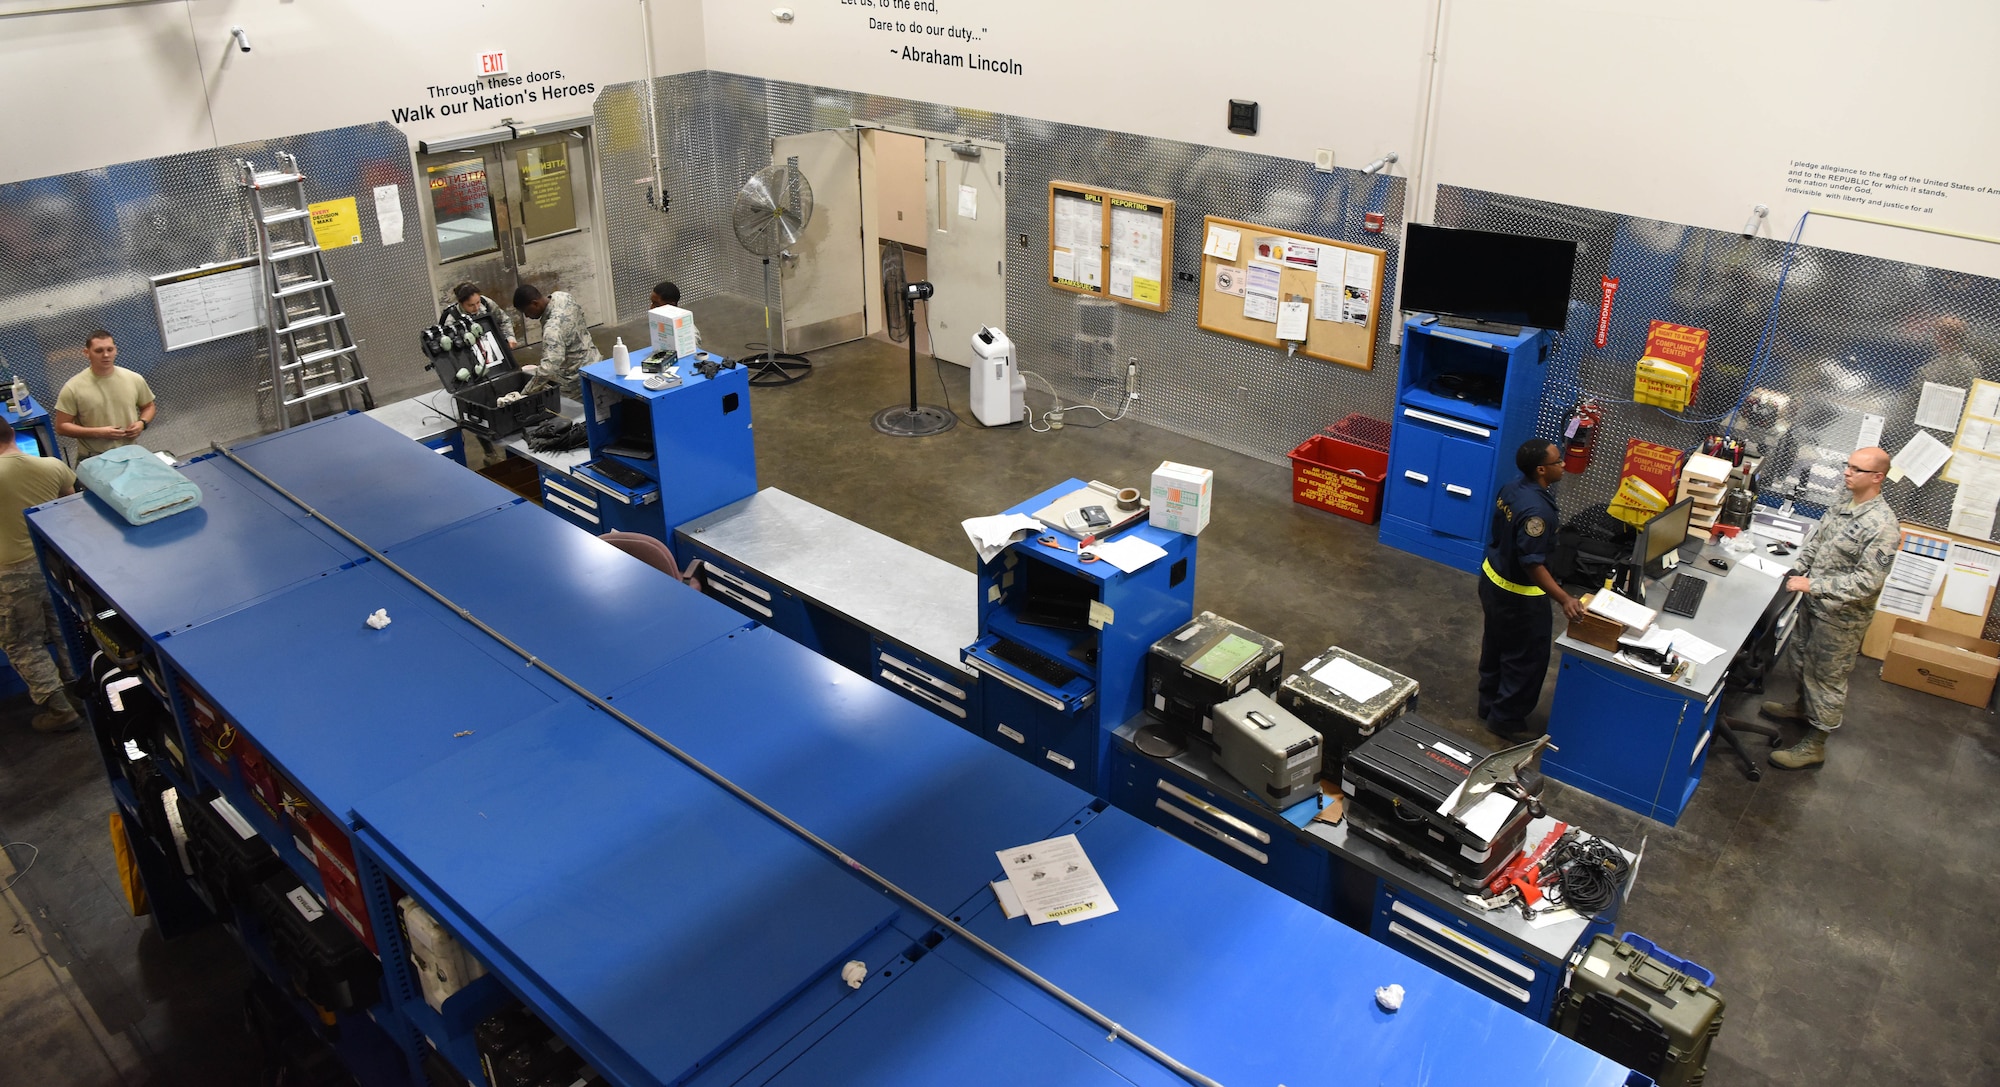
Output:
top-left (1401, 224), bottom-right (1579, 331)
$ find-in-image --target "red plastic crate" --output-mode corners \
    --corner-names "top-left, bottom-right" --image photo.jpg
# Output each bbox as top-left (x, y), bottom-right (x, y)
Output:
top-left (1289, 434), bottom-right (1389, 524)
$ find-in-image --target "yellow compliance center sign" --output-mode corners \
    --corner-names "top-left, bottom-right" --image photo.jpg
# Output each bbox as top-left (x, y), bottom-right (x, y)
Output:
top-left (309, 197), bottom-right (362, 250)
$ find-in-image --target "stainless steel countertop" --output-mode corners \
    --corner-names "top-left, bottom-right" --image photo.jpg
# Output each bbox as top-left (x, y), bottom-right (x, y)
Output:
top-left (1555, 537), bottom-right (1790, 698)
top-left (500, 396), bottom-right (589, 474)
top-left (363, 394), bottom-right (460, 443)
top-left (677, 489), bottom-right (978, 673)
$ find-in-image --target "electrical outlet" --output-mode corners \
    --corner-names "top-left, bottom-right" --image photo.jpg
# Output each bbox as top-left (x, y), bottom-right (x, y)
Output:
top-left (1127, 359), bottom-right (1139, 400)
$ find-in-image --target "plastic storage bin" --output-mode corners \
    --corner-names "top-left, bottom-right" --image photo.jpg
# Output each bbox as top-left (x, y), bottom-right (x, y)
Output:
top-left (1289, 434), bottom-right (1389, 524)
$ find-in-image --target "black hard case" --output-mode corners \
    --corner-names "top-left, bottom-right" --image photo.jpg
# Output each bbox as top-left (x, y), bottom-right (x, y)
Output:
top-left (1145, 612), bottom-right (1284, 738)
top-left (1339, 713), bottom-right (1530, 886)
top-left (425, 310), bottom-right (556, 437)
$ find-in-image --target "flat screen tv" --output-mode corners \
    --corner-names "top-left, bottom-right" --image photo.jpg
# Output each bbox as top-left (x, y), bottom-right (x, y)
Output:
top-left (1401, 224), bottom-right (1579, 332)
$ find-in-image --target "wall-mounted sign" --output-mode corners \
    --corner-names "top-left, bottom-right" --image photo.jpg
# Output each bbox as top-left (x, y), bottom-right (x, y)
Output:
top-left (479, 51), bottom-right (508, 77)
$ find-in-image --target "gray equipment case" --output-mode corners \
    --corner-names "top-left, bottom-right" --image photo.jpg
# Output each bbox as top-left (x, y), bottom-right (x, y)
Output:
top-left (1277, 646), bottom-right (1418, 759)
top-left (1556, 934), bottom-right (1725, 1087)
top-left (1212, 689), bottom-right (1322, 808)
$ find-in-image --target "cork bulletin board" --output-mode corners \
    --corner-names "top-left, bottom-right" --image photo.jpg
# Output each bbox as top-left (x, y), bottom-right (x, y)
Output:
top-left (1196, 215), bottom-right (1386, 370)
top-left (1048, 181), bottom-right (1175, 313)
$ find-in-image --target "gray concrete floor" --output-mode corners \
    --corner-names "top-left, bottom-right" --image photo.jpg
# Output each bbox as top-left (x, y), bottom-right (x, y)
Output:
top-left (3, 295), bottom-right (1996, 1085)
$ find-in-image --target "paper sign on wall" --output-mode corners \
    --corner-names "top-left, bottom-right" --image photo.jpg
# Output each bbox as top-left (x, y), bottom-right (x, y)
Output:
top-left (309, 197), bottom-right (362, 250)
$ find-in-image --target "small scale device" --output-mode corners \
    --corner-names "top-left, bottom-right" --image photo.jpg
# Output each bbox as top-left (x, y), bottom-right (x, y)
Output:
top-left (1077, 505), bottom-right (1111, 529)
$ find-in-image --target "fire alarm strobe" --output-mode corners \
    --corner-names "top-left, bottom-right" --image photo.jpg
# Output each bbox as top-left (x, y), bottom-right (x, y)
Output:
top-left (1228, 100), bottom-right (1258, 136)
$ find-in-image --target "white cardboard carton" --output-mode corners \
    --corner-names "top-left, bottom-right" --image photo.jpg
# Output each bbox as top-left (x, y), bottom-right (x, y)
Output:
top-left (1151, 461), bottom-right (1213, 535)
top-left (648, 304), bottom-right (699, 361)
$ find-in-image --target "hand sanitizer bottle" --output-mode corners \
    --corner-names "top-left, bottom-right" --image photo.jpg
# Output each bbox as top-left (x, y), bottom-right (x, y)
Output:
top-left (612, 337), bottom-right (631, 376)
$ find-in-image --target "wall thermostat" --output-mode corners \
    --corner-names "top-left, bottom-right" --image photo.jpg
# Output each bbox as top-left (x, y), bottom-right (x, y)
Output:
top-left (1227, 100), bottom-right (1258, 136)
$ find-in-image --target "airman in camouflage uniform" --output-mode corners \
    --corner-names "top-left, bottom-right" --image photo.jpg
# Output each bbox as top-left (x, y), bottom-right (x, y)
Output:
top-left (513, 284), bottom-right (601, 401)
top-left (1761, 446), bottom-right (1899, 770)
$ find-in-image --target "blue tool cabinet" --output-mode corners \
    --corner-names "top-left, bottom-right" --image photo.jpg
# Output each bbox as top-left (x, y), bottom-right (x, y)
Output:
top-left (1379, 318), bottom-right (1555, 573)
top-left (966, 480), bottom-right (1197, 793)
top-left (1371, 879), bottom-right (1607, 1023)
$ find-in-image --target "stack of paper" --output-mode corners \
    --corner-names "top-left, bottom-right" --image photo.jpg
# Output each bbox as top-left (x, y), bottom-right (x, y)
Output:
top-left (993, 834), bottom-right (1118, 926)
top-left (1587, 591), bottom-right (1658, 632)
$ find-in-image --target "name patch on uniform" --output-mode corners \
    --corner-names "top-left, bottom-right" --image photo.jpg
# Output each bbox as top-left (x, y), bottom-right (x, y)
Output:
top-left (1523, 516), bottom-right (1547, 538)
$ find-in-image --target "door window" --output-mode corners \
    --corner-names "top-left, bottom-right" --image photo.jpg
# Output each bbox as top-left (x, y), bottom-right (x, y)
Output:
top-left (427, 157), bottom-right (498, 262)
top-left (515, 141), bottom-right (577, 240)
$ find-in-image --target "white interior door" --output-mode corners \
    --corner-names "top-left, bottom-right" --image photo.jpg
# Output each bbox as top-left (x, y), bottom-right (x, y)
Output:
top-left (924, 139), bottom-right (1006, 367)
top-left (774, 130), bottom-right (865, 353)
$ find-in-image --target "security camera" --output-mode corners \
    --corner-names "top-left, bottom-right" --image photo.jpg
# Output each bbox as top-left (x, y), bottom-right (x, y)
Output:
top-left (902, 281), bottom-right (935, 301)
top-left (230, 26), bottom-right (252, 53)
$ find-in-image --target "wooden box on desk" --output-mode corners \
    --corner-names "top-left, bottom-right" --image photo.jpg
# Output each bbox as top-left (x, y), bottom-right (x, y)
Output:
top-left (1569, 595), bottom-right (1628, 651)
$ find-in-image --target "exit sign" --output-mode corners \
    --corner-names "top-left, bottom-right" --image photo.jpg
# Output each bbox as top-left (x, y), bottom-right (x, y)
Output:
top-left (479, 51), bottom-right (508, 76)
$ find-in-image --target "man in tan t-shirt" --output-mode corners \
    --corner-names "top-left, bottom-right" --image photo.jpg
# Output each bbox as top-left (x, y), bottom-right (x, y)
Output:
top-left (55, 330), bottom-right (156, 461)
top-left (0, 418), bottom-right (80, 732)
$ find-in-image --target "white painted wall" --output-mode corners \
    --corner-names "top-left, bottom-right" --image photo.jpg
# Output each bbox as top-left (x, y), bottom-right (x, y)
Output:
top-left (699, 0), bottom-right (1435, 179)
top-left (0, 0), bottom-right (708, 183)
top-left (704, 0), bottom-right (2000, 277)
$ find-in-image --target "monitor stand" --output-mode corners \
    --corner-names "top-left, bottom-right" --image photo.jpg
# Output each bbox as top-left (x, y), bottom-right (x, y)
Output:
top-left (1436, 315), bottom-right (1526, 337)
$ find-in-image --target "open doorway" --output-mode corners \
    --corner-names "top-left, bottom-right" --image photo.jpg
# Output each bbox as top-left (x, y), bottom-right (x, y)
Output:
top-left (415, 125), bottom-right (611, 347)
top-left (859, 128), bottom-right (1006, 368)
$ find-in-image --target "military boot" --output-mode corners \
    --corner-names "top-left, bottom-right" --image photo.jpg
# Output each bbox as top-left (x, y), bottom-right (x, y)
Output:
top-left (1770, 727), bottom-right (1828, 771)
top-left (1760, 700), bottom-right (1807, 724)
top-left (31, 691), bottom-right (82, 734)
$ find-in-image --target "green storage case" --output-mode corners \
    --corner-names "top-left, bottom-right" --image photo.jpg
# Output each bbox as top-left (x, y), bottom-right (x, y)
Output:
top-left (1555, 934), bottom-right (1725, 1087)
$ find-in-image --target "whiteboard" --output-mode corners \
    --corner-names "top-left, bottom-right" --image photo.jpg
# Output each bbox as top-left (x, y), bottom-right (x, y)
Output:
top-left (151, 260), bottom-right (265, 351)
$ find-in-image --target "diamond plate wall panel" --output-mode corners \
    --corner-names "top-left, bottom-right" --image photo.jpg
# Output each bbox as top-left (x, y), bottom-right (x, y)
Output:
top-left (0, 123), bottom-right (432, 457)
top-left (681, 74), bottom-right (1406, 464)
top-left (1435, 184), bottom-right (2000, 544)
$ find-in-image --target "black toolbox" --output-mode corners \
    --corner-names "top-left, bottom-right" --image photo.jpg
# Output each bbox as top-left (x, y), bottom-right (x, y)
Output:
top-left (1556, 934), bottom-right (1725, 1087)
top-left (248, 870), bottom-right (382, 1012)
top-left (177, 790), bottom-right (283, 918)
top-left (1277, 645), bottom-right (1418, 761)
top-left (1339, 713), bottom-right (1531, 889)
top-left (422, 308), bottom-right (555, 437)
top-left (1145, 612), bottom-right (1284, 740)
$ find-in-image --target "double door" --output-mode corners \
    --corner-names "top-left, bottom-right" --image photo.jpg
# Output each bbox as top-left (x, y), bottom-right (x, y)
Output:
top-left (417, 129), bottom-right (607, 345)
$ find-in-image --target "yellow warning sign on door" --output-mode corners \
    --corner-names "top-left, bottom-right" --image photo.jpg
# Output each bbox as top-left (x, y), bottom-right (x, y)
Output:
top-left (309, 196), bottom-right (362, 250)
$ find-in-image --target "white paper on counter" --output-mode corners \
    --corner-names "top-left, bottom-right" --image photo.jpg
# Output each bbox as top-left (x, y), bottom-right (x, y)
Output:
top-left (997, 834), bottom-right (1118, 926)
top-left (1312, 656), bottom-right (1392, 703)
top-left (961, 513), bottom-right (1044, 563)
top-left (1081, 535), bottom-right (1166, 573)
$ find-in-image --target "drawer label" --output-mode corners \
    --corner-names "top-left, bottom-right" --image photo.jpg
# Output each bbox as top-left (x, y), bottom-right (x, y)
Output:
top-left (286, 886), bottom-right (326, 923)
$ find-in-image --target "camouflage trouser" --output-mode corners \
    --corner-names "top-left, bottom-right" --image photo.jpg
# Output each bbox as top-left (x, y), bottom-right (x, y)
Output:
top-left (0, 558), bottom-right (63, 705)
top-left (1787, 605), bottom-right (1870, 731)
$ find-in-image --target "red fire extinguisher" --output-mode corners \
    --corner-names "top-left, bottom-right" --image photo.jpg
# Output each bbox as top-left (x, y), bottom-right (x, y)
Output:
top-left (1563, 400), bottom-right (1604, 474)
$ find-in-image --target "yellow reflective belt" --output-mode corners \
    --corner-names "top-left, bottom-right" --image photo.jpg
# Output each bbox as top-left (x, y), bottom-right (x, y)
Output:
top-left (1482, 559), bottom-right (1545, 596)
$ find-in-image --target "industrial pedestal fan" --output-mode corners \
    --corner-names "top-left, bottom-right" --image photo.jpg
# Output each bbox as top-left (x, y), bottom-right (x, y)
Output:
top-left (731, 163), bottom-right (815, 386)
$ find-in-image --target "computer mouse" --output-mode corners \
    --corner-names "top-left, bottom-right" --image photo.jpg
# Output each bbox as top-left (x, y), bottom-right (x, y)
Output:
top-left (1708, 558), bottom-right (1730, 571)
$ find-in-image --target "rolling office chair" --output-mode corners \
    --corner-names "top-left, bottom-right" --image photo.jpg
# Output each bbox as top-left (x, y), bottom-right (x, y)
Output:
top-left (1712, 585), bottom-right (1801, 781)
top-left (598, 531), bottom-right (703, 590)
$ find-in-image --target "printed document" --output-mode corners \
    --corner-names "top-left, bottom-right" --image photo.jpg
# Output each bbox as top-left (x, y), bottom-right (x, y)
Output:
top-left (997, 834), bottom-right (1118, 925)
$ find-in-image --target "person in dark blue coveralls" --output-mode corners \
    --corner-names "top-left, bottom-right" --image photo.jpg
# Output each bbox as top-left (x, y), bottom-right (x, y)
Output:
top-left (1478, 438), bottom-right (1586, 739)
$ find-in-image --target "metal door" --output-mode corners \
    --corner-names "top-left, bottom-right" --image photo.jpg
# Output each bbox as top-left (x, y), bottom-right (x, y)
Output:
top-left (924, 138), bottom-right (1006, 367)
top-left (772, 130), bottom-right (866, 353)
top-left (417, 128), bottom-right (607, 346)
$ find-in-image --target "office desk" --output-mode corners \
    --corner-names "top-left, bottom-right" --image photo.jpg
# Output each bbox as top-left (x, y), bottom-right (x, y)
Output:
top-left (1546, 539), bottom-right (1788, 824)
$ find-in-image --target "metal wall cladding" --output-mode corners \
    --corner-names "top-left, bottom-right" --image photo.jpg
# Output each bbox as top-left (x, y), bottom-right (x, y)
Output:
top-left (633, 74), bottom-right (1407, 463)
top-left (0, 123), bottom-right (433, 457)
top-left (1435, 184), bottom-right (2000, 544)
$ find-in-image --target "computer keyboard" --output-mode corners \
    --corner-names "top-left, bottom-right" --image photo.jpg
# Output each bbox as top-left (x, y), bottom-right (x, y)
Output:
top-left (988, 639), bottom-right (1080, 688)
top-left (588, 459), bottom-right (651, 490)
top-left (1662, 574), bottom-right (1708, 618)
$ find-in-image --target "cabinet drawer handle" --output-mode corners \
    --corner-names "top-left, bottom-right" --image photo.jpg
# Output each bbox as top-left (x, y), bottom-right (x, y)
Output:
top-left (1445, 484), bottom-right (1473, 497)
top-left (1402, 407), bottom-right (1494, 438)
top-left (1403, 471), bottom-right (1430, 484)
top-left (879, 670), bottom-right (968, 718)
top-left (964, 655), bottom-right (1068, 711)
top-left (543, 494), bottom-right (600, 525)
top-left (1389, 900), bottom-right (1538, 982)
top-left (1155, 799), bottom-right (1268, 864)
top-left (1384, 921), bottom-right (1532, 1003)
top-left (706, 580), bottom-right (773, 618)
top-left (704, 565), bottom-right (772, 602)
top-left (1156, 780), bottom-right (1270, 843)
top-left (878, 650), bottom-right (968, 701)
top-left (543, 480), bottom-right (597, 509)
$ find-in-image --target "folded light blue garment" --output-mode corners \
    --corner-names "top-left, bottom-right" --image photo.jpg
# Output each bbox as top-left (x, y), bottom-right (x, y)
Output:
top-left (76, 446), bottom-right (203, 525)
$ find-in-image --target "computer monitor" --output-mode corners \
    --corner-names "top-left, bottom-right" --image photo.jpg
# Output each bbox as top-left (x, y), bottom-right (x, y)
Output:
top-left (15, 433), bottom-right (39, 458)
top-left (1635, 498), bottom-right (1695, 578)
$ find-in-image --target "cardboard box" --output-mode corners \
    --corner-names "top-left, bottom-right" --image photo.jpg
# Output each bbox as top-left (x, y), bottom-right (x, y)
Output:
top-left (1880, 618), bottom-right (2000, 707)
top-left (1151, 461), bottom-right (1213, 535)
top-left (1864, 602), bottom-right (1986, 659)
top-left (648, 304), bottom-right (698, 360)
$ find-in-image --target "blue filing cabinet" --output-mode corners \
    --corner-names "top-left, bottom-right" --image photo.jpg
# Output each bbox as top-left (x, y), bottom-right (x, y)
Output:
top-left (1370, 879), bottom-right (1592, 1023)
top-left (1544, 651), bottom-right (1727, 825)
top-left (570, 350), bottom-right (756, 546)
top-left (1379, 318), bottom-right (1555, 574)
top-left (964, 481), bottom-right (1196, 792)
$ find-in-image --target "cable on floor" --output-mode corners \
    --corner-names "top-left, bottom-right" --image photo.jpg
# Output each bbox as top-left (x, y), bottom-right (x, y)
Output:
top-left (1, 842), bottom-right (38, 893)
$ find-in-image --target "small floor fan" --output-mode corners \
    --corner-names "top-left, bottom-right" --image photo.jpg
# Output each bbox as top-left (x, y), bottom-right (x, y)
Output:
top-left (732, 164), bottom-right (815, 386)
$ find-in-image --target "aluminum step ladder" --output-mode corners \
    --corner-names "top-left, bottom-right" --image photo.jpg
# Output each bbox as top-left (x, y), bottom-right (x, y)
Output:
top-left (240, 152), bottom-right (374, 427)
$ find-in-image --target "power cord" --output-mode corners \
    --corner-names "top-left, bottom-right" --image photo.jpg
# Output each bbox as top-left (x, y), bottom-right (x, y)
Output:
top-left (2, 842), bottom-right (39, 893)
top-left (1019, 369), bottom-right (1132, 431)
top-left (1538, 833), bottom-right (1630, 919)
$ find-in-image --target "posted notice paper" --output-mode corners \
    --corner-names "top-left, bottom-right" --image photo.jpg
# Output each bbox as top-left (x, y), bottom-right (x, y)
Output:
top-left (997, 834), bottom-right (1118, 925)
